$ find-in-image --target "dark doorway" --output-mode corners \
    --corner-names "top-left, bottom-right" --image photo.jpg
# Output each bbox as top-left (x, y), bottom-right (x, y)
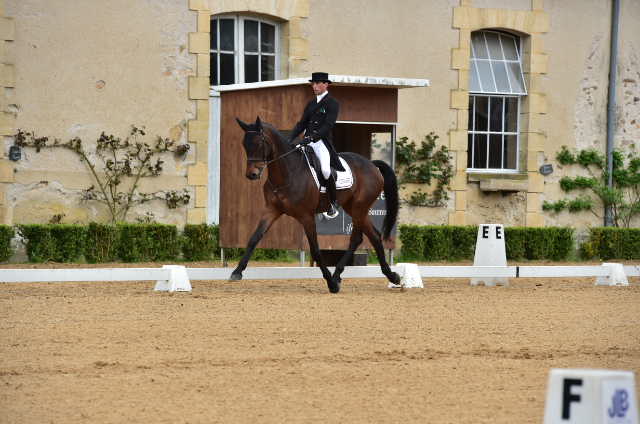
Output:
top-left (333, 123), bottom-right (394, 163)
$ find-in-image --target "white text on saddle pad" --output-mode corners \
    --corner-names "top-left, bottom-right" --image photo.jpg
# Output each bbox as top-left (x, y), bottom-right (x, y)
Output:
top-left (304, 156), bottom-right (354, 191)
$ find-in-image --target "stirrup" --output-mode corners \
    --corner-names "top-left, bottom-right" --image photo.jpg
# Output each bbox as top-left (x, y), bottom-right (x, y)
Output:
top-left (322, 204), bottom-right (339, 219)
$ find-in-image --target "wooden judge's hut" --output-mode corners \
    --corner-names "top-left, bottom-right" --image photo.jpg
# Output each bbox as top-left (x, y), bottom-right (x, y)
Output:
top-left (208, 75), bottom-right (430, 263)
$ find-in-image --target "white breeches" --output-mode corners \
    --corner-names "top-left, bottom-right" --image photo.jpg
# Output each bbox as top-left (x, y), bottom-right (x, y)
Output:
top-left (309, 139), bottom-right (331, 180)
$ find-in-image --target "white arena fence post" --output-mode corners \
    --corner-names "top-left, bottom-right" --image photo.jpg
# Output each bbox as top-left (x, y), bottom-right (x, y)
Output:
top-left (543, 368), bottom-right (638, 424)
top-left (471, 223), bottom-right (509, 286)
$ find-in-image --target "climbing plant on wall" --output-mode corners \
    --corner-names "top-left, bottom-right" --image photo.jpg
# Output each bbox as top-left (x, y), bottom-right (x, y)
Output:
top-left (543, 145), bottom-right (640, 228)
top-left (394, 132), bottom-right (453, 207)
top-left (14, 126), bottom-right (191, 223)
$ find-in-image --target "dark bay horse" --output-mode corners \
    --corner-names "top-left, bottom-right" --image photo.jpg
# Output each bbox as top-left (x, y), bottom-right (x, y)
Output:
top-left (230, 116), bottom-right (401, 293)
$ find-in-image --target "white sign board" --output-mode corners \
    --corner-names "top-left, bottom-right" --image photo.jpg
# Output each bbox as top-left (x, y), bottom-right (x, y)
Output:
top-left (471, 224), bottom-right (508, 286)
top-left (544, 369), bottom-right (638, 424)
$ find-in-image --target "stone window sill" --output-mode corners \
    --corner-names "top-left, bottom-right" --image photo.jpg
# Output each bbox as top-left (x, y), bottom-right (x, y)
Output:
top-left (467, 172), bottom-right (529, 192)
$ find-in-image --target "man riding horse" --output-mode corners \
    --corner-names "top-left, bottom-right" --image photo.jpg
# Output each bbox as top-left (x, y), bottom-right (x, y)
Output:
top-left (288, 72), bottom-right (344, 218)
top-left (232, 71), bottom-right (401, 293)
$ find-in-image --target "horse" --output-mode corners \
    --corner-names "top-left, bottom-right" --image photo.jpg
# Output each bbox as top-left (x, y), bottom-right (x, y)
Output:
top-left (230, 116), bottom-right (401, 293)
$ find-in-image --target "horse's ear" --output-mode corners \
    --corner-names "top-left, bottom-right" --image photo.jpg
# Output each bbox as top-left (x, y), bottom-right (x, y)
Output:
top-left (236, 118), bottom-right (250, 132)
top-left (255, 116), bottom-right (263, 131)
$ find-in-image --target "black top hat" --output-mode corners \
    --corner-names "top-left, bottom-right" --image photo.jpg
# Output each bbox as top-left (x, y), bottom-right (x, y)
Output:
top-left (309, 72), bottom-right (331, 83)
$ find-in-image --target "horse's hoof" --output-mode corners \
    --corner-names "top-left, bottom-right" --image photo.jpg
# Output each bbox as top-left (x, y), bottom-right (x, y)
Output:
top-left (327, 278), bottom-right (341, 293)
top-left (390, 272), bottom-right (401, 285)
top-left (228, 271), bottom-right (243, 281)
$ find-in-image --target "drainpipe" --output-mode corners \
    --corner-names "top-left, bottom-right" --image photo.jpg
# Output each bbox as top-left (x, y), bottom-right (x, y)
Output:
top-left (604, 0), bottom-right (620, 227)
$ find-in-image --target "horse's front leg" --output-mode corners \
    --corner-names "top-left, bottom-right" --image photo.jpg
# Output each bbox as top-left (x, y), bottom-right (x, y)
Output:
top-left (300, 215), bottom-right (340, 293)
top-left (332, 228), bottom-right (363, 284)
top-left (229, 209), bottom-right (282, 281)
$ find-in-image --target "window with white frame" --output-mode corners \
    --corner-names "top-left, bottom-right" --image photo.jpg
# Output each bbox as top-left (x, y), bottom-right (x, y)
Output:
top-left (210, 15), bottom-right (278, 86)
top-left (468, 30), bottom-right (526, 171)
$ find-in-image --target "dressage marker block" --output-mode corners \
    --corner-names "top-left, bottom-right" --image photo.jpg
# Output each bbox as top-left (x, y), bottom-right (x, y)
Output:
top-left (544, 368), bottom-right (638, 424)
top-left (388, 263), bottom-right (423, 289)
top-left (471, 223), bottom-right (508, 286)
top-left (596, 263), bottom-right (629, 286)
top-left (153, 265), bottom-right (192, 292)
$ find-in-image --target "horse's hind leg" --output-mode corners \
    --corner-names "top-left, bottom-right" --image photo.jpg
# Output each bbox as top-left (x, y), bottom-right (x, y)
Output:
top-left (332, 228), bottom-right (363, 283)
top-left (360, 218), bottom-right (401, 285)
top-left (229, 210), bottom-right (281, 281)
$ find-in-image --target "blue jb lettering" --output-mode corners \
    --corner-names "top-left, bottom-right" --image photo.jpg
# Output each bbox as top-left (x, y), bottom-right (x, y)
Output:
top-left (608, 389), bottom-right (629, 418)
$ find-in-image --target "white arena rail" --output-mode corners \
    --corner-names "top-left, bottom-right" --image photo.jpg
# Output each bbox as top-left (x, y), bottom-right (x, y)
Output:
top-left (0, 268), bottom-right (169, 283)
top-left (518, 266), bottom-right (610, 278)
top-left (624, 264), bottom-right (640, 277)
top-left (0, 264), bottom-right (637, 284)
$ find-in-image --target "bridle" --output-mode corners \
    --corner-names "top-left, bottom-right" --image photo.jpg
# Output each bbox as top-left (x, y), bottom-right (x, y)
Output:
top-left (245, 130), bottom-right (303, 179)
top-left (245, 130), bottom-right (270, 164)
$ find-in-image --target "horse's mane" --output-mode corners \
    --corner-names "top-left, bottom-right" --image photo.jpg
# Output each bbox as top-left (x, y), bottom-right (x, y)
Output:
top-left (278, 129), bottom-right (294, 140)
top-left (258, 122), bottom-right (305, 177)
top-left (262, 123), bottom-right (298, 148)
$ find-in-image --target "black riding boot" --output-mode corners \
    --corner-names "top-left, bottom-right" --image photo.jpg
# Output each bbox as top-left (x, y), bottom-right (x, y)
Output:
top-left (324, 173), bottom-right (339, 219)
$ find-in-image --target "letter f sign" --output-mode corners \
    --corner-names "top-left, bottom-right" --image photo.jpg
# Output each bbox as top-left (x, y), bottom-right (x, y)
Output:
top-left (562, 378), bottom-right (582, 419)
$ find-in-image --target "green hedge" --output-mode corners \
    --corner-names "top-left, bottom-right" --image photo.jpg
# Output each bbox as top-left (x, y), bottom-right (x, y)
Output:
top-left (51, 225), bottom-right (87, 262)
top-left (399, 225), bottom-right (478, 261)
top-left (504, 227), bottom-right (526, 260)
top-left (18, 225), bottom-right (54, 262)
top-left (10, 223), bottom-right (294, 263)
top-left (399, 225), bottom-right (574, 262)
top-left (0, 225), bottom-right (14, 262)
top-left (397, 225), bottom-right (425, 260)
top-left (182, 224), bottom-right (218, 261)
top-left (450, 226), bottom-right (477, 260)
top-left (18, 224), bottom-right (86, 262)
top-left (9, 222), bottom-right (608, 264)
top-left (581, 227), bottom-right (640, 260)
top-left (117, 223), bottom-right (180, 262)
top-left (85, 223), bottom-right (119, 263)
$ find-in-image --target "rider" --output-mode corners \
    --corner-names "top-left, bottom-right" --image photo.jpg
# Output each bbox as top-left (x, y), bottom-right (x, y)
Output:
top-left (289, 72), bottom-right (345, 218)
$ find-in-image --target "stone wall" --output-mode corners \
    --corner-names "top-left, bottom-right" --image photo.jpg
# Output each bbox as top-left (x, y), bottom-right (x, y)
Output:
top-left (1, 0), bottom-right (637, 229)
top-left (3, 0), bottom-right (196, 225)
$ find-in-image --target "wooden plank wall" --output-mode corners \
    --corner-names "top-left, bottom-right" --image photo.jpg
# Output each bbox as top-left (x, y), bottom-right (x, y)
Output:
top-left (331, 86), bottom-right (398, 123)
top-left (220, 85), bottom-right (398, 250)
top-left (219, 85), bottom-right (307, 249)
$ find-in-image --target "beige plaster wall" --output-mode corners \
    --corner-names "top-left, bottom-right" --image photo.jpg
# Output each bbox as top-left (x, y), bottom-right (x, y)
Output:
top-left (3, 0), bottom-right (637, 229)
top-left (541, 0), bottom-right (640, 229)
top-left (310, 0), bottom-right (639, 229)
top-left (308, 0), bottom-right (459, 225)
top-left (3, 0), bottom-right (196, 225)
top-left (616, 0), bottom-right (640, 152)
top-left (473, 0), bottom-right (532, 9)
top-left (308, 0), bottom-right (457, 138)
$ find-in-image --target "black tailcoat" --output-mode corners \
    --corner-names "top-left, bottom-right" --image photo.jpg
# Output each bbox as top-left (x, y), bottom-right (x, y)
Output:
top-left (290, 93), bottom-right (345, 171)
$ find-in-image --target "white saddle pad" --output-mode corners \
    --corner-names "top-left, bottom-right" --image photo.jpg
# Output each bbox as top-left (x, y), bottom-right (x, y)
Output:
top-left (303, 154), bottom-right (353, 192)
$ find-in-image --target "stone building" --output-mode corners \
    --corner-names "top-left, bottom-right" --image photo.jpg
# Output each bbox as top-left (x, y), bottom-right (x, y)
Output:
top-left (0, 0), bottom-right (638, 229)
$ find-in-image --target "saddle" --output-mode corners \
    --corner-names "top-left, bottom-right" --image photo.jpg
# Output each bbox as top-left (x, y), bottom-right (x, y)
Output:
top-left (302, 147), bottom-right (354, 193)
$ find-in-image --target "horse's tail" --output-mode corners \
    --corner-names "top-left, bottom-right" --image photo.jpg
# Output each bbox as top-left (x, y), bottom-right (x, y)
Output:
top-left (372, 160), bottom-right (399, 241)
